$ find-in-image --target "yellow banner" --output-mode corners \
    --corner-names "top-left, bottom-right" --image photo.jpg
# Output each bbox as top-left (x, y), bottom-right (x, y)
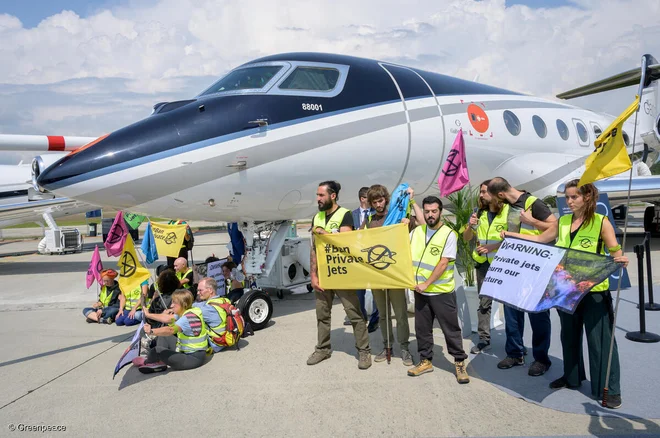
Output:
top-left (151, 221), bottom-right (187, 258)
top-left (117, 234), bottom-right (150, 294)
top-left (315, 223), bottom-right (415, 290)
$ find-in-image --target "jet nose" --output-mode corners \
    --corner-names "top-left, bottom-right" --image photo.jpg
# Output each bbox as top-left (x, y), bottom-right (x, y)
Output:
top-left (36, 135), bottom-right (109, 192)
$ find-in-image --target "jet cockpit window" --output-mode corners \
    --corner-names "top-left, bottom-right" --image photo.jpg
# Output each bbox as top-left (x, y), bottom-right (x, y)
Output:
top-left (532, 115), bottom-right (547, 138)
top-left (279, 67), bottom-right (340, 91)
top-left (556, 119), bottom-right (570, 140)
top-left (198, 65), bottom-right (284, 96)
top-left (503, 110), bottom-right (521, 136)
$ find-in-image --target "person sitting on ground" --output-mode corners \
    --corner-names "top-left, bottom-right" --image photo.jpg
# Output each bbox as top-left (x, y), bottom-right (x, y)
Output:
top-left (145, 268), bottom-right (181, 328)
top-left (194, 277), bottom-right (229, 353)
top-left (174, 257), bottom-right (195, 296)
top-left (222, 261), bottom-right (246, 303)
top-left (115, 284), bottom-right (144, 326)
top-left (82, 269), bottom-right (121, 324)
top-left (135, 289), bottom-right (210, 373)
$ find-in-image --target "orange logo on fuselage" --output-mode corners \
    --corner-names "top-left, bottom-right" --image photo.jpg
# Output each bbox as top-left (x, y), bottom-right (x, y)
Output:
top-left (467, 104), bottom-right (489, 133)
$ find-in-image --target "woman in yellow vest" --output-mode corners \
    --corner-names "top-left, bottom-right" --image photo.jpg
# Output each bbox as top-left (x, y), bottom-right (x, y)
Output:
top-left (116, 284), bottom-right (143, 326)
top-left (137, 289), bottom-right (210, 373)
top-left (82, 269), bottom-right (121, 324)
top-left (504, 179), bottom-right (628, 409)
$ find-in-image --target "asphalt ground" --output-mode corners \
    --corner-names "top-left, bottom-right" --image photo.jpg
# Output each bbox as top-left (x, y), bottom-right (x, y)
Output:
top-left (0, 229), bottom-right (659, 437)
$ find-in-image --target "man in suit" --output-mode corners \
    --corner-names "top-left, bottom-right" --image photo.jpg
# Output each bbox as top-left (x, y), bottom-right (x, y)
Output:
top-left (344, 187), bottom-right (380, 333)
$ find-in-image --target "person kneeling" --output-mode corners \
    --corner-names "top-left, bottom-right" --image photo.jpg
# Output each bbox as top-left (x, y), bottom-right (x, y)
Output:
top-left (137, 289), bottom-right (210, 373)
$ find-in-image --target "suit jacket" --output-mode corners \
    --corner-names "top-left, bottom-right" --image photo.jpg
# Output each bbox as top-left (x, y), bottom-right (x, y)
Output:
top-left (352, 207), bottom-right (375, 230)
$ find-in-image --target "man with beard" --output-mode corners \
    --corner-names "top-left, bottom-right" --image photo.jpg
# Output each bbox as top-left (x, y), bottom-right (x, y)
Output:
top-left (407, 196), bottom-right (469, 383)
top-left (307, 180), bottom-right (371, 370)
top-left (361, 184), bottom-right (413, 366)
top-left (462, 180), bottom-right (509, 354)
top-left (487, 176), bottom-right (556, 377)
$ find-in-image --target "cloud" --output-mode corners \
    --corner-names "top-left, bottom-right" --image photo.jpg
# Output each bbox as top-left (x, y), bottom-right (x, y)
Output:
top-left (0, 0), bottom-right (659, 164)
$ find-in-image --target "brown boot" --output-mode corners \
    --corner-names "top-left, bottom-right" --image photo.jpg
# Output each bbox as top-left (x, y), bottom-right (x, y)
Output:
top-left (407, 359), bottom-right (433, 377)
top-left (307, 350), bottom-right (331, 366)
top-left (455, 360), bottom-right (470, 384)
top-left (358, 351), bottom-right (372, 370)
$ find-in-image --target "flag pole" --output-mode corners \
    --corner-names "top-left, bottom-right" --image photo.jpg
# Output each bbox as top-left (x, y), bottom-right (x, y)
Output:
top-left (602, 55), bottom-right (648, 407)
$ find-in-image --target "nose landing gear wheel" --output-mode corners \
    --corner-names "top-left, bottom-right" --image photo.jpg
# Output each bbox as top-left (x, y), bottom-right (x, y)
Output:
top-left (237, 289), bottom-right (273, 331)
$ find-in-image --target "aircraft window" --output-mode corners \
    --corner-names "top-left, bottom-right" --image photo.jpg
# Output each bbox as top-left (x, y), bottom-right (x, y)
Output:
top-left (623, 131), bottom-right (630, 146)
top-left (532, 115), bottom-right (547, 138)
top-left (199, 66), bottom-right (283, 95)
top-left (593, 124), bottom-right (602, 139)
top-left (576, 122), bottom-right (588, 143)
top-left (556, 119), bottom-right (569, 140)
top-left (279, 67), bottom-right (340, 91)
top-left (503, 110), bottom-right (521, 136)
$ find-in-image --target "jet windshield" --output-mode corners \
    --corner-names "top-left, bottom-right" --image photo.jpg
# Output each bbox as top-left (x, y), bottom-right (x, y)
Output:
top-left (199, 65), bottom-right (283, 95)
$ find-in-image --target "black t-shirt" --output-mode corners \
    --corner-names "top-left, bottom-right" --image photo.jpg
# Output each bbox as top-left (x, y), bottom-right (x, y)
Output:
top-left (322, 206), bottom-right (354, 230)
top-left (512, 192), bottom-right (552, 221)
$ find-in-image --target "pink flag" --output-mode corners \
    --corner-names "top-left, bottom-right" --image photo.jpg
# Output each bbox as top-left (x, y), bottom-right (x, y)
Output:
top-left (438, 129), bottom-right (469, 197)
top-left (86, 245), bottom-right (104, 289)
top-left (104, 211), bottom-right (128, 257)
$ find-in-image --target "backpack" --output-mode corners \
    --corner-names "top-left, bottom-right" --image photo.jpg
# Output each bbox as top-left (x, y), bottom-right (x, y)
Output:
top-left (207, 298), bottom-right (245, 349)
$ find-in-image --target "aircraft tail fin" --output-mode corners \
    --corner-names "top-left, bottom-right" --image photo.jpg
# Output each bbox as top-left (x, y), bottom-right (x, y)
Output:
top-left (557, 54), bottom-right (660, 154)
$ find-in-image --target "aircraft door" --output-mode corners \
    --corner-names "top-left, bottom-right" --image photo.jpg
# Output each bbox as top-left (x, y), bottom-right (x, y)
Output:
top-left (380, 64), bottom-right (445, 195)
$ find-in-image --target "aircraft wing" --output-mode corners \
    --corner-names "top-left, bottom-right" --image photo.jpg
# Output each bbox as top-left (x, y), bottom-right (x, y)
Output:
top-left (593, 175), bottom-right (660, 205)
top-left (0, 197), bottom-right (99, 229)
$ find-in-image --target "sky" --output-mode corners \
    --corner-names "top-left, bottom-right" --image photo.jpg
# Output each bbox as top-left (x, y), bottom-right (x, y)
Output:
top-left (0, 0), bottom-right (658, 164)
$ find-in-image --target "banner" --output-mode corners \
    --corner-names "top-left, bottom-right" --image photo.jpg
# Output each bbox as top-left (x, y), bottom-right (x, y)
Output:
top-left (113, 321), bottom-right (143, 379)
top-left (314, 223), bottom-right (414, 289)
top-left (151, 222), bottom-right (188, 258)
top-left (195, 258), bottom-right (227, 296)
top-left (117, 234), bottom-right (151, 294)
top-left (124, 212), bottom-right (146, 230)
top-left (86, 245), bottom-right (103, 289)
top-left (140, 222), bottom-right (159, 264)
top-left (480, 237), bottom-right (621, 314)
top-left (104, 211), bottom-right (128, 257)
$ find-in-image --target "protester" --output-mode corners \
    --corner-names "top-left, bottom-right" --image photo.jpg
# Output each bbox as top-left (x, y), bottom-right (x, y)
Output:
top-left (82, 269), bottom-right (121, 324)
top-left (462, 180), bottom-right (508, 354)
top-left (115, 284), bottom-right (143, 326)
top-left (307, 180), bottom-right (371, 370)
top-left (196, 277), bottom-right (236, 353)
top-left (174, 257), bottom-right (195, 296)
top-left (407, 195), bottom-right (469, 383)
top-left (222, 261), bottom-right (246, 303)
top-left (137, 289), bottom-right (209, 373)
top-left (503, 179), bottom-right (628, 409)
top-left (145, 268), bottom-right (181, 328)
top-left (344, 186), bottom-right (379, 332)
top-left (488, 177), bottom-right (557, 376)
top-left (362, 184), bottom-right (412, 365)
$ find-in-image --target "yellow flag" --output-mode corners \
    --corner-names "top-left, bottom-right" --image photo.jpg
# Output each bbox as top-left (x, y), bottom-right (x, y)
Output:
top-left (150, 221), bottom-right (188, 258)
top-left (315, 223), bottom-right (415, 290)
top-left (578, 96), bottom-right (638, 186)
top-left (117, 234), bottom-right (150, 294)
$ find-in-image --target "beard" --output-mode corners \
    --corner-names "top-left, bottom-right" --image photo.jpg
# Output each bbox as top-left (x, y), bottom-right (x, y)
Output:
top-left (426, 216), bottom-right (439, 227)
top-left (318, 199), bottom-right (333, 211)
top-left (375, 206), bottom-right (386, 214)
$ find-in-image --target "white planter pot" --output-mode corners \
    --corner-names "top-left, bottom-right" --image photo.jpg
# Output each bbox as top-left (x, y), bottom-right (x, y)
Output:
top-left (455, 271), bottom-right (503, 335)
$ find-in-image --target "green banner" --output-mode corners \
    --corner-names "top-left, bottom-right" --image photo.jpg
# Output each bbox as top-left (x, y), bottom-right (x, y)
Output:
top-left (124, 212), bottom-right (146, 230)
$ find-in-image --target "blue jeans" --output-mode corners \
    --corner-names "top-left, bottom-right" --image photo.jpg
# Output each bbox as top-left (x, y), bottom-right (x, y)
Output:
top-left (115, 309), bottom-right (143, 326)
top-left (357, 290), bottom-right (379, 328)
top-left (504, 305), bottom-right (551, 365)
top-left (83, 306), bottom-right (120, 320)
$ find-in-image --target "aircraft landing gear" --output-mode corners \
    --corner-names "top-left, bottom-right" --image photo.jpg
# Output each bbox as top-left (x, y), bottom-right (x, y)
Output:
top-left (237, 289), bottom-right (273, 331)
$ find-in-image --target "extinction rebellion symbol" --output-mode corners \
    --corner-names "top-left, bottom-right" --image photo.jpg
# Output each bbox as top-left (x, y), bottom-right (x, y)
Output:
top-left (580, 238), bottom-right (593, 249)
top-left (107, 226), bottom-right (125, 245)
top-left (361, 244), bottom-right (397, 270)
top-left (429, 246), bottom-right (441, 256)
top-left (119, 251), bottom-right (137, 277)
top-left (164, 232), bottom-right (177, 245)
top-left (442, 149), bottom-right (461, 177)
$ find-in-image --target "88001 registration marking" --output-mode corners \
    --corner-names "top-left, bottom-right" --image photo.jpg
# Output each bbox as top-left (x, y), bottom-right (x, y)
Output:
top-left (302, 103), bottom-right (323, 111)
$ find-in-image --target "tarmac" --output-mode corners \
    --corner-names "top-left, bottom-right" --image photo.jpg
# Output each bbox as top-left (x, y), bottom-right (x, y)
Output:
top-left (0, 227), bottom-right (660, 437)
